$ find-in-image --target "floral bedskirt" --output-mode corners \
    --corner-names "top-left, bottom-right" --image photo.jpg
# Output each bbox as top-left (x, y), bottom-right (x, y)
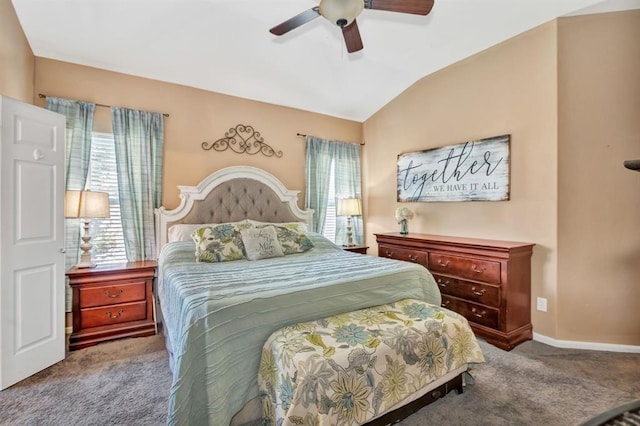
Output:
top-left (258, 298), bottom-right (485, 426)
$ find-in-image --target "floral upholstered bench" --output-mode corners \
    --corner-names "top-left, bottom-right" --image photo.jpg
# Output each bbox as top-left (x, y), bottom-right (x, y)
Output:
top-left (258, 298), bottom-right (485, 425)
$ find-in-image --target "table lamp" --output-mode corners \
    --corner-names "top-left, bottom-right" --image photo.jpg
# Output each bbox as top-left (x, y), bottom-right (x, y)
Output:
top-left (337, 197), bottom-right (362, 247)
top-left (65, 190), bottom-right (111, 268)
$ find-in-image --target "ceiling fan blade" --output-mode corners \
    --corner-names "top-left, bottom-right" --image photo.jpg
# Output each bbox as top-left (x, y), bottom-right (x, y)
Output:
top-left (364, 0), bottom-right (434, 15)
top-left (342, 20), bottom-right (363, 53)
top-left (269, 7), bottom-right (321, 36)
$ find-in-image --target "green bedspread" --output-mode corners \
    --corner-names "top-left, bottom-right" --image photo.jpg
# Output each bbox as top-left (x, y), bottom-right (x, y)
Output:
top-left (157, 234), bottom-right (441, 426)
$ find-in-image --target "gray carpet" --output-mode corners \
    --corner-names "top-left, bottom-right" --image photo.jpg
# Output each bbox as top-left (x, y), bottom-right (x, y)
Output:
top-left (1, 334), bottom-right (638, 425)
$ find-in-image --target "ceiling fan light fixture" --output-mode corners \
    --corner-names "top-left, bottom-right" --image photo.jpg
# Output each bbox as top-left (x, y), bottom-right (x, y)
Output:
top-left (319, 0), bottom-right (364, 27)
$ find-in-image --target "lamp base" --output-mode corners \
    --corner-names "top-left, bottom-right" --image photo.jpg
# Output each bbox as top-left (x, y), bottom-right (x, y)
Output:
top-left (346, 215), bottom-right (355, 247)
top-left (76, 219), bottom-right (97, 268)
top-left (75, 252), bottom-right (96, 268)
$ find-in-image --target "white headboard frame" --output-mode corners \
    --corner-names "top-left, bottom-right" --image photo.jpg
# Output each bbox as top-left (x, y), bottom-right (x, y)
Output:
top-left (154, 166), bottom-right (314, 256)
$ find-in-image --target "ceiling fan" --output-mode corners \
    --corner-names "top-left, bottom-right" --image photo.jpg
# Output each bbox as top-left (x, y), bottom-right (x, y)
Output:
top-left (269, 0), bottom-right (435, 53)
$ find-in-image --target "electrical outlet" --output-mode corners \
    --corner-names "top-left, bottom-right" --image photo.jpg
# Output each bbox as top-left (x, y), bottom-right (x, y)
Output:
top-left (536, 297), bottom-right (547, 312)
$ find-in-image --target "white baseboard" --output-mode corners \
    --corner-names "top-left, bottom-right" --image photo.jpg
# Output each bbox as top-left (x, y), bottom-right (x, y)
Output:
top-left (533, 332), bottom-right (640, 353)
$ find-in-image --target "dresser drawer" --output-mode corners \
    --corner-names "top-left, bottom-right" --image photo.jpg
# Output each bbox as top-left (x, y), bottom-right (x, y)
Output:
top-left (78, 281), bottom-right (147, 308)
top-left (378, 244), bottom-right (427, 266)
top-left (428, 253), bottom-right (500, 284)
top-left (433, 273), bottom-right (500, 307)
top-left (80, 301), bottom-right (148, 329)
top-left (441, 295), bottom-right (499, 329)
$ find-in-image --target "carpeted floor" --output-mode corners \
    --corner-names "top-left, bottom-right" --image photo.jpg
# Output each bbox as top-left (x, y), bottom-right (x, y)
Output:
top-left (1, 334), bottom-right (638, 425)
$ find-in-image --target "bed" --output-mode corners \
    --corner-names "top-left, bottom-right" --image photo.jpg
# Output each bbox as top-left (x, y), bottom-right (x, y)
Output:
top-left (154, 166), bottom-right (484, 425)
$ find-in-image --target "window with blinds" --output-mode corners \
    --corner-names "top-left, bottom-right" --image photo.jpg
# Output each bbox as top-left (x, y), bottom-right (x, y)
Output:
top-left (322, 160), bottom-right (337, 242)
top-left (87, 133), bottom-right (128, 264)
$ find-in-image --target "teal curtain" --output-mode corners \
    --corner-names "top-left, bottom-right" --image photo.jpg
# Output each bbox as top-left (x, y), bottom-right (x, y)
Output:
top-left (46, 97), bottom-right (96, 310)
top-left (111, 107), bottom-right (164, 261)
top-left (305, 136), bottom-right (363, 245)
top-left (305, 136), bottom-right (334, 234)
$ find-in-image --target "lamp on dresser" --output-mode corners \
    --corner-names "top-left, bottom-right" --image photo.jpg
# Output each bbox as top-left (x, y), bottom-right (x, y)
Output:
top-left (337, 197), bottom-right (362, 247)
top-left (64, 190), bottom-right (110, 268)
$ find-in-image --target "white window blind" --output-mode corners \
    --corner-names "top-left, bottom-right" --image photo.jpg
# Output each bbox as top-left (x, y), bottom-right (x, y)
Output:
top-left (87, 133), bottom-right (128, 264)
top-left (322, 160), bottom-right (337, 242)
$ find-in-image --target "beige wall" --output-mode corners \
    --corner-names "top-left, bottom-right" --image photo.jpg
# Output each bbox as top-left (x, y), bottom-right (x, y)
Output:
top-left (557, 11), bottom-right (640, 345)
top-left (0, 0), bottom-right (34, 102)
top-left (364, 22), bottom-right (560, 338)
top-left (364, 11), bottom-right (640, 346)
top-left (34, 58), bottom-right (362, 210)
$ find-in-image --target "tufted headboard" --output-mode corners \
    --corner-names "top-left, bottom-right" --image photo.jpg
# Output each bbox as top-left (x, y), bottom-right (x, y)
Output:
top-left (154, 166), bottom-right (313, 256)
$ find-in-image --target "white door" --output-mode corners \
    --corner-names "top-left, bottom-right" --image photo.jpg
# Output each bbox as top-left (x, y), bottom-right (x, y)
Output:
top-left (0, 95), bottom-right (66, 390)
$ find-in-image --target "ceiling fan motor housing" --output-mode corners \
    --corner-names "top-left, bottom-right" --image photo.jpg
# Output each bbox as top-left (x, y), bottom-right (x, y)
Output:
top-left (319, 0), bottom-right (365, 27)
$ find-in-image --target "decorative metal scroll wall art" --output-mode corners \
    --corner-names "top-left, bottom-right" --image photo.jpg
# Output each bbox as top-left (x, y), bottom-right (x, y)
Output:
top-left (202, 124), bottom-right (283, 158)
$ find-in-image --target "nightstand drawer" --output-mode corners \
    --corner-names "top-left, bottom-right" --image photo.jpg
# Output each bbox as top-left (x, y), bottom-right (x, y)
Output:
top-left (79, 281), bottom-right (147, 308)
top-left (378, 244), bottom-right (427, 265)
top-left (433, 274), bottom-right (500, 307)
top-left (80, 301), bottom-right (148, 329)
top-left (441, 295), bottom-right (499, 329)
top-left (428, 253), bottom-right (500, 284)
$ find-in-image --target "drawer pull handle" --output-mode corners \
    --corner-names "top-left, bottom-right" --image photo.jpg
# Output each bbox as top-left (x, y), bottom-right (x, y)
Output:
top-left (106, 309), bottom-right (124, 319)
top-left (471, 286), bottom-right (486, 296)
top-left (471, 264), bottom-right (486, 274)
top-left (437, 260), bottom-right (450, 268)
top-left (442, 300), bottom-right (451, 307)
top-left (431, 390), bottom-right (442, 399)
top-left (408, 254), bottom-right (418, 262)
top-left (437, 278), bottom-right (450, 288)
top-left (471, 307), bottom-right (485, 318)
top-left (104, 289), bottom-right (124, 298)
top-left (385, 250), bottom-right (394, 258)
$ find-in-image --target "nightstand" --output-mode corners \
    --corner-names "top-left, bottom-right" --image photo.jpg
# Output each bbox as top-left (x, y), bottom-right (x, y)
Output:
top-left (67, 260), bottom-right (157, 351)
top-left (342, 245), bottom-right (369, 255)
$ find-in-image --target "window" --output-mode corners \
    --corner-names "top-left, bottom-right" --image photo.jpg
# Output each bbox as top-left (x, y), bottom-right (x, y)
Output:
top-left (87, 133), bottom-right (127, 264)
top-left (322, 161), bottom-right (337, 242)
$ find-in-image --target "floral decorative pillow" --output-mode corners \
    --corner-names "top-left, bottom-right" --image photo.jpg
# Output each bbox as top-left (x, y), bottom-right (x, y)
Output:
top-left (256, 224), bottom-right (314, 255)
top-left (191, 223), bottom-right (246, 262)
top-left (240, 226), bottom-right (285, 261)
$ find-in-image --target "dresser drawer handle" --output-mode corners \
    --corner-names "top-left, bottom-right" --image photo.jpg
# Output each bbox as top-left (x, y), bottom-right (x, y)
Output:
top-left (407, 254), bottom-right (418, 262)
top-left (471, 264), bottom-right (486, 274)
top-left (471, 307), bottom-right (485, 318)
top-left (104, 289), bottom-right (124, 298)
top-left (437, 278), bottom-right (450, 287)
top-left (106, 309), bottom-right (124, 319)
top-left (437, 260), bottom-right (450, 268)
top-left (385, 250), bottom-right (394, 258)
top-left (471, 286), bottom-right (486, 296)
top-left (441, 300), bottom-right (451, 307)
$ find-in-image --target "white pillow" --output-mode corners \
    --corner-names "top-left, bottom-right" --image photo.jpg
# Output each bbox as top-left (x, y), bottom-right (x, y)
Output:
top-left (168, 224), bottom-right (207, 242)
top-left (240, 226), bottom-right (285, 261)
top-left (168, 221), bottom-right (252, 242)
top-left (244, 219), bottom-right (308, 234)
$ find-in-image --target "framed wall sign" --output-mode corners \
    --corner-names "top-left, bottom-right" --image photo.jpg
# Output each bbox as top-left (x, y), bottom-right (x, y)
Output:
top-left (397, 135), bottom-right (510, 202)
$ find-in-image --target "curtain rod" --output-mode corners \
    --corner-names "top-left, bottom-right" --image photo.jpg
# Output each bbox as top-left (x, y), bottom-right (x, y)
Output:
top-left (297, 132), bottom-right (364, 146)
top-left (38, 93), bottom-right (170, 118)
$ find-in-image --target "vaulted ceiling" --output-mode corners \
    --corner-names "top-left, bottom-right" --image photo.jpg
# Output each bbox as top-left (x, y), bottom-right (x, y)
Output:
top-left (11, 0), bottom-right (640, 121)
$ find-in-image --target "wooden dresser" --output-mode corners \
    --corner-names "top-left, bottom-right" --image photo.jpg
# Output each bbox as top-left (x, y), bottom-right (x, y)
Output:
top-left (375, 233), bottom-right (535, 350)
top-left (67, 261), bottom-right (157, 350)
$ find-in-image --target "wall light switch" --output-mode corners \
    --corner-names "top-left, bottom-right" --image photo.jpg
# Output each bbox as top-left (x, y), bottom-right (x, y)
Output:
top-left (536, 297), bottom-right (548, 312)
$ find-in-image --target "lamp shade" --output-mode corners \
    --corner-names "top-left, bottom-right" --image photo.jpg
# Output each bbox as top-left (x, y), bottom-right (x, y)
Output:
top-left (319, 0), bottom-right (364, 27)
top-left (338, 198), bottom-right (362, 216)
top-left (65, 190), bottom-right (111, 219)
